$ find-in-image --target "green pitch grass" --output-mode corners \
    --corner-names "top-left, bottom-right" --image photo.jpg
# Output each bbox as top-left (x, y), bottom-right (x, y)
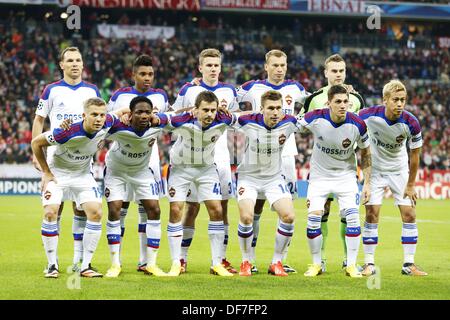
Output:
top-left (0, 196), bottom-right (449, 300)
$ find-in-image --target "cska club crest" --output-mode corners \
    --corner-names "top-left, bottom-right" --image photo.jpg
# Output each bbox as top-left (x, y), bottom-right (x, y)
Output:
top-left (285, 95), bottom-right (293, 106)
top-left (279, 134), bottom-right (286, 145)
top-left (342, 138), bottom-right (351, 148)
top-left (168, 187), bottom-right (176, 198)
top-left (44, 190), bottom-right (52, 200)
top-left (238, 187), bottom-right (245, 196)
top-left (104, 188), bottom-right (110, 198)
top-left (148, 138), bottom-right (156, 147)
top-left (396, 135), bottom-right (405, 144)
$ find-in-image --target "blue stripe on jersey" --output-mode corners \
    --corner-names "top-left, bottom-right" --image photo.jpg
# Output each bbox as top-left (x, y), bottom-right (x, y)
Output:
top-left (237, 113), bottom-right (296, 129)
top-left (263, 79), bottom-right (305, 91)
top-left (40, 80), bottom-right (64, 100)
top-left (110, 87), bottom-right (134, 102)
top-left (53, 114), bottom-right (115, 143)
top-left (304, 109), bottom-right (326, 124)
top-left (200, 81), bottom-right (237, 96)
top-left (178, 82), bottom-right (194, 97)
top-left (170, 113), bottom-right (195, 128)
top-left (305, 109), bottom-right (367, 135)
top-left (346, 112), bottom-right (367, 136)
top-left (110, 87), bottom-right (169, 103)
top-left (41, 80), bottom-right (100, 100)
top-left (241, 80), bottom-right (257, 91)
top-left (359, 105), bottom-right (421, 135)
top-left (156, 113), bottom-right (169, 127)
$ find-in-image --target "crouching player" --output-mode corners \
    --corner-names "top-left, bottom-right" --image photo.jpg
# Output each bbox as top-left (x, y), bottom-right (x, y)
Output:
top-left (235, 90), bottom-right (299, 277)
top-left (298, 85), bottom-right (372, 278)
top-left (32, 98), bottom-right (126, 278)
top-left (103, 96), bottom-right (168, 277)
top-left (359, 80), bottom-right (427, 276)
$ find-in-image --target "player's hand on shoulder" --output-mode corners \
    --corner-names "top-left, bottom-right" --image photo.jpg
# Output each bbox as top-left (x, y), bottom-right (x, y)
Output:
top-left (120, 113), bottom-right (131, 125)
top-left (191, 77), bottom-right (202, 86)
top-left (60, 118), bottom-right (73, 131)
top-left (343, 84), bottom-right (357, 94)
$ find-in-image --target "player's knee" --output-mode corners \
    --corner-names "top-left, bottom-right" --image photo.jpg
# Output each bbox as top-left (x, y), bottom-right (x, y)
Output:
top-left (240, 213), bottom-right (253, 225)
top-left (148, 205), bottom-right (161, 220)
top-left (401, 209), bottom-right (416, 223)
top-left (208, 204), bottom-right (223, 220)
top-left (186, 202), bottom-right (200, 218)
top-left (280, 212), bottom-right (295, 224)
top-left (365, 207), bottom-right (379, 223)
top-left (43, 208), bottom-right (58, 221)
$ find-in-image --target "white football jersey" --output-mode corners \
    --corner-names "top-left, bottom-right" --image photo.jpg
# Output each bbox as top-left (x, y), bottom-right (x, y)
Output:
top-left (166, 112), bottom-right (236, 167)
top-left (359, 105), bottom-right (422, 173)
top-left (236, 79), bottom-right (308, 156)
top-left (107, 86), bottom-right (169, 112)
top-left (107, 86), bottom-right (169, 170)
top-left (235, 113), bottom-right (301, 179)
top-left (105, 114), bottom-right (169, 172)
top-left (44, 114), bottom-right (118, 174)
top-left (36, 79), bottom-right (101, 130)
top-left (299, 108), bottom-right (370, 180)
top-left (172, 81), bottom-right (239, 164)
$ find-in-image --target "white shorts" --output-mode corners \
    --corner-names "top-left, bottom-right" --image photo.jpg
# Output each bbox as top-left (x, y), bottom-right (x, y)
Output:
top-left (282, 155), bottom-right (298, 199)
top-left (307, 177), bottom-right (360, 213)
top-left (104, 166), bottom-right (159, 202)
top-left (42, 169), bottom-right (102, 207)
top-left (367, 171), bottom-right (412, 206)
top-left (167, 165), bottom-right (222, 203)
top-left (237, 174), bottom-right (291, 208)
top-left (186, 162), bottom-right (233, 202)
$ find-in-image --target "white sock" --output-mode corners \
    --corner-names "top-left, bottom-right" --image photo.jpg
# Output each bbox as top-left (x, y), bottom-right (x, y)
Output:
top-left (281, 239), bottom-right (291, 263)
top-left (167, 222), bottom-right (183, 263)
top-left (238, 222), bottom-right (253, 262)
top-left (223, 224), bottom-right (229, 260)
top-left (106, 220), bottom-right (121, 266)
top-left (181, 226), bottom-right (195, 261)
top-left (363, 221), bottom-right (378, 264)
top-left (41, 219), bottom-right (58, 267)
top-left (344, 208), bottom-right (361, 266)
top-left (307, 214), bottom-right (322, 265)
top-left (402, 222), bottom-right (418, 264)
top-left (250, 213), bottom-right (261, 262)
top-left (119, 207), bottom-right (127, 261)
top-left (146, 219), bottom-right (161, 266)
top-left (81, 221), bottom-right (102, 270)
top-left (72, 215), bottom-right (86, 264)
top-left (273, 220), bottom-right (294, 264)
top-left (208, 221), bottom-right (225, 266)
top-left (138, 205), bottom-right (147, 265)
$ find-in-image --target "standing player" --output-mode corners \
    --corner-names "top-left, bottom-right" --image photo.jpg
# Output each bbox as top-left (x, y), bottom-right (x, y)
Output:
top-left (359, 80), bottom-right (427, 276)
top-left (32, 47), bottom-right (101, 272)
top-left (163, 91), bottom-right (235, 277)
top-left (103, 96), bottom-right (168, 277)
top-left (171, 48), bottom-right (238, 273)
top-left (303, 54), bottom-right (366, 272)
top-left (236, 49), bottom-right (308, 273)
top-left (107, 55), bottom-right (169, 273)
top-left (298, 85), bottom-right (372, 278)
top-left (31, 98), bottom-right (126, 278)
top-left (235, 91), bottom-right (300, 277)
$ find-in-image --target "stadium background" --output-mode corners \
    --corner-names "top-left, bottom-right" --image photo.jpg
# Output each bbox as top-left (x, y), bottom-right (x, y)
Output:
top-left (0, 0), bottom-right (449, 301)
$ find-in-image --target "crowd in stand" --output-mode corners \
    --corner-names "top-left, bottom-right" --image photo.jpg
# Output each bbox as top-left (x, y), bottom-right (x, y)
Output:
top-left (0, 10), bottom-right (449, 172)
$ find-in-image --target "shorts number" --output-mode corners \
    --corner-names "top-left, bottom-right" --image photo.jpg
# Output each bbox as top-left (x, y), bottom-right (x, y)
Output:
top-left (150, 183), bottom-right (159, 196)
top-left (213, 183), bottom-right (221, 195)
top-left (92, 187), bottom-right (102, 198)
top-left (278, 184), bottom-right (288, 193)
top-left (228, 182), bottom-right (232, 195)
top-left (355, 193), bottom-right (360, 205)
top-left (287, 182), bottom-right (296, 195)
